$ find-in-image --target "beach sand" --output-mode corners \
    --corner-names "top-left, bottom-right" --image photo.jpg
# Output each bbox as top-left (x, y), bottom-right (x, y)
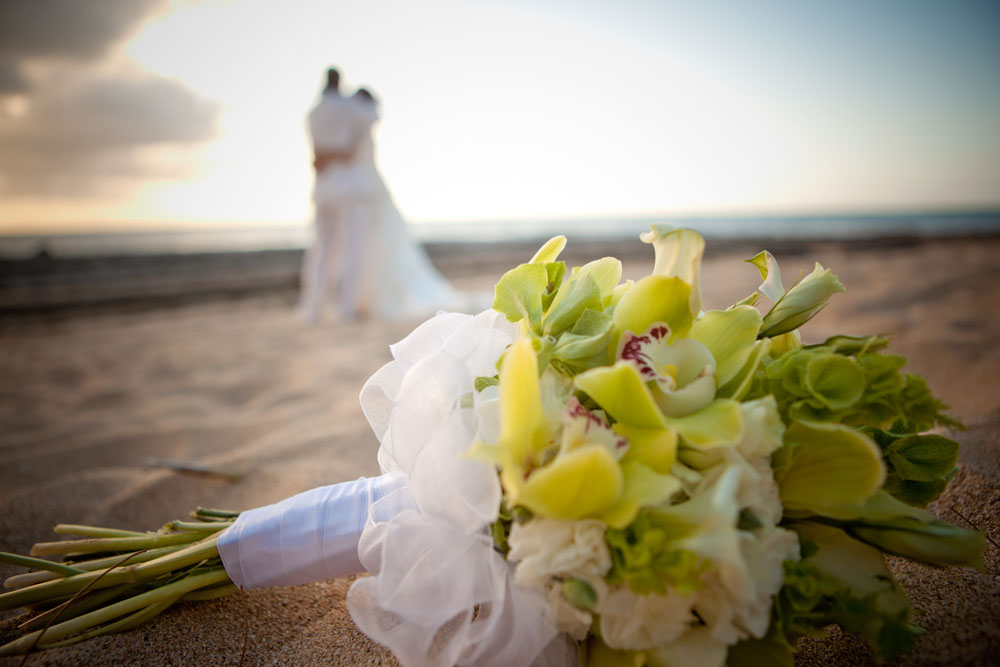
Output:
top-left (1, 236), bottom-right (999, 665)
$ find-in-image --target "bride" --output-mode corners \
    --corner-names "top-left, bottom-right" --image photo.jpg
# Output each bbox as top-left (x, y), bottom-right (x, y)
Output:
top-left (303, 75), bottom-right (469, 322)
top-left (348, 89), bottom-right (466, 320)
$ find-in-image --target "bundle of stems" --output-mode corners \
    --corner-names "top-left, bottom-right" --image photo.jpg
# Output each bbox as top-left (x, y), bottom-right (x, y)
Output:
top-left (0, 508), bottom-right (239, 656)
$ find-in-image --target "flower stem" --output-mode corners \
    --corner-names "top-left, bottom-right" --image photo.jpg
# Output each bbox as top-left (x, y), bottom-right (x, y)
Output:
top-left (0, 552), bottom-right (84, 577)
top-left (0, 568), bottom-right (230, 656)
top-left (30, 531), bottom-right (201, 557)
top-left (4, 545), bottom-right (186, 590)
top-left (163, 520), bottom-right (232, 533)
top-left (35, 596), bottom-right (180, 649)
top-left (0, 537), bottom-right (220, 612)
top-left (52, 525), bottom-right (147, 538)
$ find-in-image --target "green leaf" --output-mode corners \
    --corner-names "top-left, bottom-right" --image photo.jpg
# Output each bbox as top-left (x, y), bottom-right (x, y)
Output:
top-left (543, 274), bottom-right (602, 336)
top-left (809, 334), bottom-right (892, 355)
top-left (474, 375), bottom-right (499, 392)
top-left (887, 434), bottom-right (960, 482)
top-left (759, 262), bottom-right (845, 338)
top-left (882, 473), bottom-right (951, 508)
top-left (791, 491), bottom-right (985, 569)
top-left (552, 309), bottom-right (614, 371)
top-left (541, 261), bottom-right (567, 311)
top-left (847, 517), bottom-right (984, 570)
top-left (493, 263), bottom-right (549, 332)
top-left (689, 306), bottom-right (762, 386)
top-left (561, 578), bottom-right (597, 611)
top-left (783, 522), bottom-right (921, 659)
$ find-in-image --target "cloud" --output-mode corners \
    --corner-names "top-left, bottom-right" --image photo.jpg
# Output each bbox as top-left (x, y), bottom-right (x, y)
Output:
top-left (0, 69), bottom-right (220, 196)
top-left (0, 0), bottom-right (164, 80)
top-left (0, 0), bottom-right (221, 197)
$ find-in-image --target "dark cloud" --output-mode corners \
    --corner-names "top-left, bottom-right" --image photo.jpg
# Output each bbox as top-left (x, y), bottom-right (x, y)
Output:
top-left (0, 0), bottom-right (165, 70)
top-left (0, 0), bottom-right (221, 197)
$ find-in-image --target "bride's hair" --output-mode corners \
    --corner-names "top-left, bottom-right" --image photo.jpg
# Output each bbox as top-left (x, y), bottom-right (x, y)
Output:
top-left (354, 87), bottom-right (377, 104)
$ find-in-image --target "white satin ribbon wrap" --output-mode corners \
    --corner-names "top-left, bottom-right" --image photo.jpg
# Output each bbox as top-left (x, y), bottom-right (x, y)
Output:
top-left (217, 473), bottom-right (407, 588)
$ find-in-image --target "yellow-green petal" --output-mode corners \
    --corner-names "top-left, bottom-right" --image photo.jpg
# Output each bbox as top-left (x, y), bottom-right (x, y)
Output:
top-left (612, 275), bottom-right (694, 351)
top-left (615, 423), bottom-right (678, 473)
top-left (530, 235), bottom-right (567, 264)
top-left (774, 421), bottom-right (885, 514)
top-left (745, 250), bottom-right (784, 302)
top-left (640, 223), bottom-right (705, 317)
top-left (759, 262), bottom-right (846, 338)
top-left (575, 362), bottom-right (667, 429)
top-left (576, 256), bottom-right (624, 299)
top-left (599, 462), bottom-right (681, 529)
top-left (499, 336), bottom-right (552, 468)
top-left (716, 338), bottom-right (770, 400)
top-left (518, 444), bottom-right (623, 519)
top-left (666, 398), bottom-right (744, 449)
top-left (688, 306), bottom-right (762, 387)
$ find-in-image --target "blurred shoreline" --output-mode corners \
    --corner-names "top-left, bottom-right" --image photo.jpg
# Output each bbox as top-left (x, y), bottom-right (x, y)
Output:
top-left (1, 231), bottom-right (997, 316)
top-left (3, 210), bottom-right (999, 316)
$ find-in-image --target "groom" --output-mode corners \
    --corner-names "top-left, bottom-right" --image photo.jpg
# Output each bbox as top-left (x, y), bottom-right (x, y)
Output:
top-left (299, 68), bottom-right (370, 322)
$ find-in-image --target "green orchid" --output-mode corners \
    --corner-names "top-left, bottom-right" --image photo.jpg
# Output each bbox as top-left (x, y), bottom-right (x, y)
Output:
top-left (478, 335), bottom-right (677, 528)
top-left (577, 323), bottom-right (746, 461)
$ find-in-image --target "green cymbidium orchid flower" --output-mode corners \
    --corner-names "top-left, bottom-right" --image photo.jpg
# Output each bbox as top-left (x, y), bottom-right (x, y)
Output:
top-left (481, 334), bottom-right (679, 528)
top-left (577, 323), bottom-right (746, 457)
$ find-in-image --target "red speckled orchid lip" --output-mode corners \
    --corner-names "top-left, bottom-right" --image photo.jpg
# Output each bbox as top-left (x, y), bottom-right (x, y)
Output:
top-left (619, 324), bottom-right (673, 386)
top-left (564, 397), bottom-right (628, 451)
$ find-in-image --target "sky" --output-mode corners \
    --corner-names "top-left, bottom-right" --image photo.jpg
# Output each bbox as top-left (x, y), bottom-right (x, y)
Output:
top-left (0, 0), bottom-right (998, 234)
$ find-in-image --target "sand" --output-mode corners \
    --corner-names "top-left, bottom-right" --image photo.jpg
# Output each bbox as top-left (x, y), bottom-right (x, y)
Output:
top-left (1, 236), bottom-right (999, 665)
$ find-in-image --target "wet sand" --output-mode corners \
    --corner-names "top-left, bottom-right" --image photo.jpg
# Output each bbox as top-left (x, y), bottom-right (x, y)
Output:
top-left (1, 236), bottom-right (998, 665)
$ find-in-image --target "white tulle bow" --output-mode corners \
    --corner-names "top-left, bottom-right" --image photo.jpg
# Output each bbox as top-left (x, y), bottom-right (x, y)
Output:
top-left (219, 310), bottom-right (574, 666)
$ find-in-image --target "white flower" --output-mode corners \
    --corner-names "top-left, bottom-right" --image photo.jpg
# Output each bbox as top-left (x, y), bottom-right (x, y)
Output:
top-left (508, 518), bottom-right (612, 639)
top-left (735, 396), bottom-right (784, 460)
top-left (738, 456), bottom-right (783, 527)
top-left (692, 526), bottom-right (800, 644)
top-left (509, 518), bottom-right (611, 590)
top-left (544, 583), bottom-right (594, 640)
top-left (597, 586), bottom-right (696, 650)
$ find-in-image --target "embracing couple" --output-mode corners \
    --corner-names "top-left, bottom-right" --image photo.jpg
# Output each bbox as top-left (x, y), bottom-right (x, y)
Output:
top-left (299, 68), bottom-right (461, 323)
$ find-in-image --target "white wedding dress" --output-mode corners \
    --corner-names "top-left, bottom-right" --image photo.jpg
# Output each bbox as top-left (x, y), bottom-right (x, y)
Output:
top-left (345, 100), bottom-right (473, 320)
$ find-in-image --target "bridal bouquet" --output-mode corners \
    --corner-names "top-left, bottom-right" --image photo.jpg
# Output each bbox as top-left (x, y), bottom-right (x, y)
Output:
top-left (0, 225), bottom-right (984, 666)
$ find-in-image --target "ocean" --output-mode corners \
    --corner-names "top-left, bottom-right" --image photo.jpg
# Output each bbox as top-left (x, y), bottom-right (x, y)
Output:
top-left (1, 210), bottom-right (998, 260)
